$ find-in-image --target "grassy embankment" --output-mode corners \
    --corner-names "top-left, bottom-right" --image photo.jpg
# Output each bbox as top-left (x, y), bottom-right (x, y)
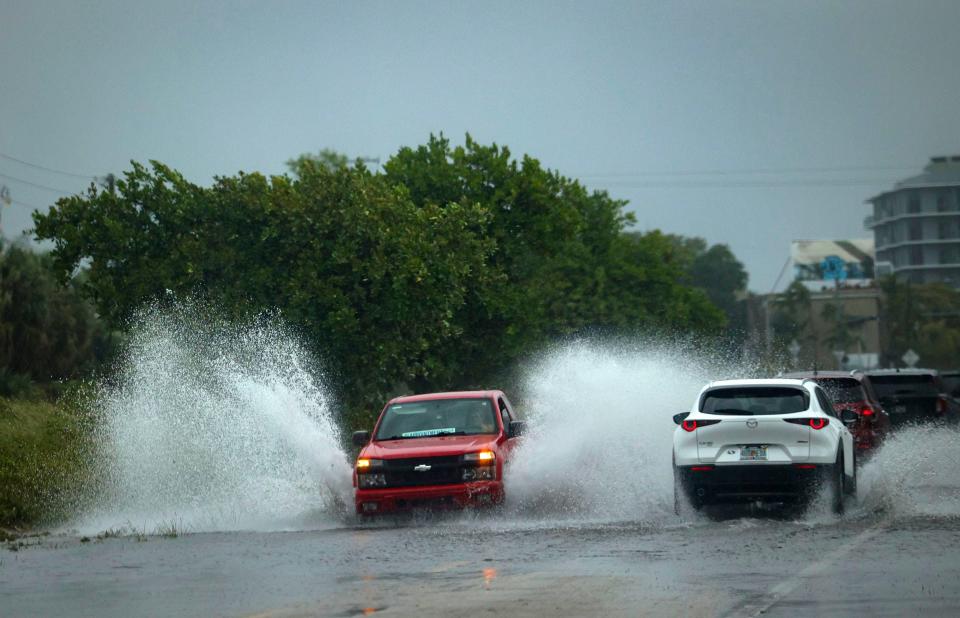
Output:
top-left (0, 388), bottom-right (95, 535)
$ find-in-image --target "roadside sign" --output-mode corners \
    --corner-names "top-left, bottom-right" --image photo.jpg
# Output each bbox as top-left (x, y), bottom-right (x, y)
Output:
top-left (902, 349), bottom-right (920, 368)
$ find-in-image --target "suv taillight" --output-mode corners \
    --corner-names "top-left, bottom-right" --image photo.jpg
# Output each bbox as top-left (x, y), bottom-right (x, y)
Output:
top-left (937, 397), bottom-right (948, 415)
top-left (784, 418), bottom-right (829, 430)
top-left (681, 419), bottom-right (721, 432)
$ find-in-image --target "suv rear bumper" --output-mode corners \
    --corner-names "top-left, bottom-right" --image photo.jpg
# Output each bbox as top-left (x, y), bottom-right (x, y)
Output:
top-left (677, 464), bottom-right (822, 504)
top-left (355, 481), bottom-right (504, 515)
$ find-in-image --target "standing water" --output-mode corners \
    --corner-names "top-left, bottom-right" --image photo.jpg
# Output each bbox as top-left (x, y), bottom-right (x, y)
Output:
top-left (73, 304), bottom-right (352, 534)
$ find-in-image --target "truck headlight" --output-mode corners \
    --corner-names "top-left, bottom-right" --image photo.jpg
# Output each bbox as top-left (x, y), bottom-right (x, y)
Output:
top-left (462, 467), bottom-right (496, 481)
top-left (358, 473), bottom-right (387, 488)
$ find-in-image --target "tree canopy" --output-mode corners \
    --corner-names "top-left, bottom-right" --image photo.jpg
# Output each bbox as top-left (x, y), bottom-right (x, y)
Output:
top-left (33, 135), bottom-right (727, 416)
top-left (0, 241), bottom-right (113, 394)
top-left (880, 277), bottom-right (960, 369)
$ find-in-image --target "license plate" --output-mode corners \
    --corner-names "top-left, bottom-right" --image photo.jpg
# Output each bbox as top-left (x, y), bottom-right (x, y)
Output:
top-left (894, 405), bottom-right (907, 414)
top-left (740, 446), bottom-right (767, 461)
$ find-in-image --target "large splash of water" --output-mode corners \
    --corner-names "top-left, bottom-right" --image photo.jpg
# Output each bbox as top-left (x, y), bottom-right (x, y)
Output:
top-left (505, 340), bottom-right (738, 523)
top-left (856, 423), bottom-right (960, 518)
top-left (74, 305), bottom-right (352, 534)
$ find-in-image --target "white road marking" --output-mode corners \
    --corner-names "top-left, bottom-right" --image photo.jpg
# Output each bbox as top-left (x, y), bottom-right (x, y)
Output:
top-left (736, 518), bottom-right (890, 617)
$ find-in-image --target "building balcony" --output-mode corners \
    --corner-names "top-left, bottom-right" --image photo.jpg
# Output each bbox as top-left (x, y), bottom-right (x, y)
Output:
top-left (864, 215), bottom-right (875, 229)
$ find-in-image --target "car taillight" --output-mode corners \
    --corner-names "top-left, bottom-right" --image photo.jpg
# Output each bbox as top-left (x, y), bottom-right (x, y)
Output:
top-left (937, 397), bottom-right (947, 415)
top-left (784, 418), bottom-right (829, 429)
top-left (681, 419), bottom-right (720, 432)
top-left (690, 465), bottom-right (714, 471)
top-left (860, 405), bottom-right (874, 417)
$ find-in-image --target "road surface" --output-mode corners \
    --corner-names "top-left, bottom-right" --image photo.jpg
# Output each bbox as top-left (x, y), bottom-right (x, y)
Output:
top-left (3, 505), bottom-right (960, 617)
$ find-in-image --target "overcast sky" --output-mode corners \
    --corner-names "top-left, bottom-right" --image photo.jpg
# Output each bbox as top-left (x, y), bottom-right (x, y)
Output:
top-left (2, 0), bottom-right (959, 291)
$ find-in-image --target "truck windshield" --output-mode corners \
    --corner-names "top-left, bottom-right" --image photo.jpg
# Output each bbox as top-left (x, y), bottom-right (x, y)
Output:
top-left (870, 375), bottom-right (939, 399)
top-left (700, 387), bottom-right (809, 415)
top-left (375, 398), bottom-right (497, 440)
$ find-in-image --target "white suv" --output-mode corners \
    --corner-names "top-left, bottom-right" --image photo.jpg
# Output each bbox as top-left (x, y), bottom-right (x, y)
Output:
top-left (672, 378), bottom-right (856, 513)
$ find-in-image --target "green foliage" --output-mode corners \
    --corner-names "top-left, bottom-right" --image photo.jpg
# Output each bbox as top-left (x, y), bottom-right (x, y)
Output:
top-left (770, 281), bottom-right (812, 347)
top-left (0, 242), bottom-right (115, 393)
top-left (286, 148), bottom-right (350, 177)
top-left (34, 160), bottom-right (494, 411)
top-left (664, 235), bottom-right (748, 337)
top-left (384, 134), bottom-right (725, 383)
top-left (34, 135), bottom-right (728, 420)
top-left (880, 277), bottom-right (960, 368)
top-left (0, 393), bottom-right (95, 527)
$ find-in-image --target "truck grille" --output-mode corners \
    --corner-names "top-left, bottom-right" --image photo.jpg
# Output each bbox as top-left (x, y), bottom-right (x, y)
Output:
top-left (382, 456), bottom-right (462, 487)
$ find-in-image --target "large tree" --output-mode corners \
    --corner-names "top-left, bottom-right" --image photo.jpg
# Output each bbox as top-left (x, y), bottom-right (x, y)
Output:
top-left (663, 235), bottom-right (749, 339)
top-left (880, 277), bottom-right (960, 369)
top-left (33, 160), bottom-right (493, 410)
top-left (34, 135), bottom-right (726, 417)
top-left (0, 241), bottom-right (112, 391)
top-left (384, 135), bottom-right (724, 381)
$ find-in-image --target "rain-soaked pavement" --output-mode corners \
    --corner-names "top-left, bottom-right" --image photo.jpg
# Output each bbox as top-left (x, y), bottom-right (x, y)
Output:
top-left (3, 508), bottom-right (960, 617)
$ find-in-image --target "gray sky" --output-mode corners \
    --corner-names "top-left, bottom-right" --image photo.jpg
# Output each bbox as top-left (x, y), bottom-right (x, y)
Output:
top-left (2, 0), bottom-right (959, 291)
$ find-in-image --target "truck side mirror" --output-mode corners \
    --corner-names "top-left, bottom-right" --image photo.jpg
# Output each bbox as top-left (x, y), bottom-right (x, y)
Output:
top-left (508, 420), bottom-right (527, 438)
top-left (352, 430), bottom-right (371, 446)
top-left (673, 412), bottom-right (690, 425)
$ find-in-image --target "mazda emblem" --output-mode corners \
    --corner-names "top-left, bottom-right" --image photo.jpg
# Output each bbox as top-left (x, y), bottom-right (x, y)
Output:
top-left (414, 464), bottom-right (432, 472)
top-left (746, 418), bottom-right (758, 429)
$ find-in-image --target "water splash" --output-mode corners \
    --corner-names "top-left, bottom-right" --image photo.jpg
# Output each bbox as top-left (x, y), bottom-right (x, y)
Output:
top-left (73, 304), bottom-right (352, 534)
top-left (856, 423), bottom-right (960, 518)
top-left (505, 339), bottom-right (739, 523)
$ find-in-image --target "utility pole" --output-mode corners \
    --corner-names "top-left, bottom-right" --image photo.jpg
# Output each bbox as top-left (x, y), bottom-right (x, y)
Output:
top-left (0, 185), bottom-right (10, 235)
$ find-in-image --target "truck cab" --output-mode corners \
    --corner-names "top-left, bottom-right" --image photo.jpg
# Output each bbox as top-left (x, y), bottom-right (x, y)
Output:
top-left (351, 390), bottom-right (525, 515)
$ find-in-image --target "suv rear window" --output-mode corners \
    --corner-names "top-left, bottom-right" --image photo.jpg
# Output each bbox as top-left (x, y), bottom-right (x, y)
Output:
top-left (814, 378), bottom-right (865, 403)
top-left (870, 374), bottom-right (939, 398)
top-left (700, 387), bottom-right (809, 415)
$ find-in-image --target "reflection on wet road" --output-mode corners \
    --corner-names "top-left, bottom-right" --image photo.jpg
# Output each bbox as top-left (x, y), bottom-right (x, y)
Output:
top-left (3, 510), bottom-right (960, 617)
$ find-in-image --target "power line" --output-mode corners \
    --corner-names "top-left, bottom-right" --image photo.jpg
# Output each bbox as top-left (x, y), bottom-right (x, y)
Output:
top-left (0, 152), bottom-right (97, 180)
top-left (7, 198), bottom-right (43, 210)
top-left (590, 178), bottom-right (894, 189)
top-left (576, 164), bottom-right (917, 178)
top-left (0, 172), bottom-right (77, 195)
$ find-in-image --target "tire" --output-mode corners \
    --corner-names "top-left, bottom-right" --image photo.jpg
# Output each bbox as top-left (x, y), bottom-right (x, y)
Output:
top-left (828, 451), bottom-right (845, 515)
top-left (844, 450), bottom-right (858, 497)
top-left (674, 469), bottom-right (702, 516)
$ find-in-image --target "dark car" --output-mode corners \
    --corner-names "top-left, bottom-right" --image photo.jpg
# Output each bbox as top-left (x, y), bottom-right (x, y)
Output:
top-left (940, 370), bottom-right (960, 399)
top-left (860, 369), bottom-right (959, 428)
top-left (781, 371), bottom-right (891, 456)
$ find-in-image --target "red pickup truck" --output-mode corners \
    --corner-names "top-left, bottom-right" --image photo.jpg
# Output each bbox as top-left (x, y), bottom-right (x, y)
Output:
top-left (351, 390), bottom-right (525, 515)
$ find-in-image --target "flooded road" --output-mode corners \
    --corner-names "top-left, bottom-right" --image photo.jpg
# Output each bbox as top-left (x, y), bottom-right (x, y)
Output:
top-left (3, 509), bottom-right (960, 617)
top-left (6, 327), bottom-right (960, 616)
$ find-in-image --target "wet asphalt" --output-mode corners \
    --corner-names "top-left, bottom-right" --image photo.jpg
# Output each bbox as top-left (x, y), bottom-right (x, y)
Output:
top-left (3, 505), bottom-right (960, 618)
